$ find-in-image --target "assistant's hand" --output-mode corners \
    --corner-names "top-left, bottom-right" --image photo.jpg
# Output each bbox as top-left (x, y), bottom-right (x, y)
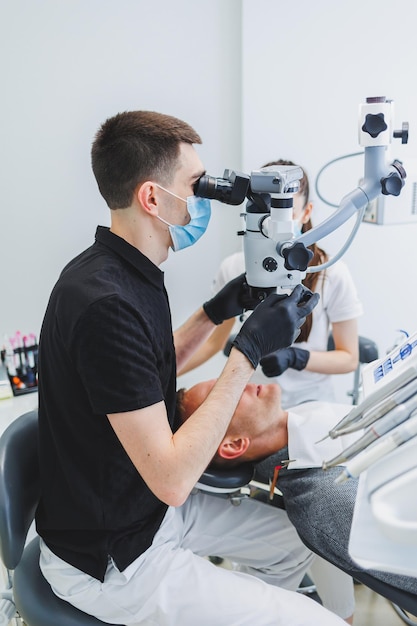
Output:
top-left (231, 284), bottom-right (319, 368)
top-left (203, 273), bottom-right (259, 325)
top-left (260, 346), bottom-right (310, 377)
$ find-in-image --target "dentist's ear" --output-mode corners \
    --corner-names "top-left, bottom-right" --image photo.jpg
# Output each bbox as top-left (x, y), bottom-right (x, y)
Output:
top-left (136, 182), bottom-right (160, 216)
top-left (218, 437), bottom-right (250, 460)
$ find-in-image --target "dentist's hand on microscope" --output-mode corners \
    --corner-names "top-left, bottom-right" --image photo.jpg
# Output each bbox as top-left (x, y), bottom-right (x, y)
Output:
top-left (203, 272), bottom-right (261, 326)
top-left (231, 284), bottom-right (319, 369)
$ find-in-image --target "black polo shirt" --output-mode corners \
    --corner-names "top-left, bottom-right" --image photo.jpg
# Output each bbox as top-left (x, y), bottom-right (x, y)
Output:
top-left (36, 226), bottom-right (177, 582)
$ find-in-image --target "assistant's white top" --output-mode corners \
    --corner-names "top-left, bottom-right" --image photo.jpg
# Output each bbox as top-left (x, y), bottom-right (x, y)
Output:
top-left (213, 251), bottom-right (363, 408)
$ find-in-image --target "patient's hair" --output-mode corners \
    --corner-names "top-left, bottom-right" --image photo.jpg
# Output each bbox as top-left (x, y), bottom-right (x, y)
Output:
top-left (174, 388), bottom-right (187, 431)
top-left (263, 159), bottom-right (328, 342)
top-left (91, 110), bottom-right (201, 209)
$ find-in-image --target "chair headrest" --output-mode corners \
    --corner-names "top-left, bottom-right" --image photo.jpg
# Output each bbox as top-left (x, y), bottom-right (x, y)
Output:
top-left (195, 463), bottom-right (254, 494)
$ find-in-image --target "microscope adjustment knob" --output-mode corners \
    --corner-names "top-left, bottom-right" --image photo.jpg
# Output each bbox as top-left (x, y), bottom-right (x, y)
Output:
top-left (380, 172), bottom-right (404, 196)
top-left (361, 113), bottom-right (388, 138)
top-left (391, 159), bottom-right (407, 180)
top-left (281, 242), bottom-right (313, 271)
top-left (262, 257), bottom-right (278, 272)
top-left (393, 122), bottom-right (409, 144)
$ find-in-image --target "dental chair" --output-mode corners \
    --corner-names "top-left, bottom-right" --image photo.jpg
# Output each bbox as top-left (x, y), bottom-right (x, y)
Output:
top-left (0, 409), bottom-right (121, 626)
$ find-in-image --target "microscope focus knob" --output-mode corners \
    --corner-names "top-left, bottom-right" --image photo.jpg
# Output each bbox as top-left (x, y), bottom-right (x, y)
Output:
top-left (281, 242), bottom-right (313, 271)
top-left (393, 122), bottom-right (409, 144)
top-left (380, 172), bottom-right (404, 196)
top-left (361, 113), bottom-right (388, 138)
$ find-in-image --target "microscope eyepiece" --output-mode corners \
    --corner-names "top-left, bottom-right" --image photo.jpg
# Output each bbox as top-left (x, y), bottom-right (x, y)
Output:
top-left (194, 171), bottom-right (250, 206)
top-left (194, 175), bottom-right (230, 201)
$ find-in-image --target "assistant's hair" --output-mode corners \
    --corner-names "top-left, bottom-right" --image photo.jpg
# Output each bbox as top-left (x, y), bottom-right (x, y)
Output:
top-left (262, 159), bottom-right (328, 342)
top-left (91, 110), bottom-right (202, 209)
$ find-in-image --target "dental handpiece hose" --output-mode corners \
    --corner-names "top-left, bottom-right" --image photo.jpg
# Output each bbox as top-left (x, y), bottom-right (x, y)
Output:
top-left (325, 366), bottom-right (417, 440)
top-left (333, 376), bottom-right (417, 436)
top-left (322, 393), bottom-right (417, 469)
top-left (335, 412), bottom-right (417, 483)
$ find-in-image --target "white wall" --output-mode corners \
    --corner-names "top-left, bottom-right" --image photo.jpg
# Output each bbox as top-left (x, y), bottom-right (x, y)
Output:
top-left (241, 0), bottom-right (417, 401)
top-left (1, 0), bottom-right (242, 387)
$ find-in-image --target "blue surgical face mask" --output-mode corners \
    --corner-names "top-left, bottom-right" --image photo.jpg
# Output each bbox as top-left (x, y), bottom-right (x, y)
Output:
top-left (155, 184), bottom-right (211, 251)
top-left (293, 221), bottom-right (303, 238)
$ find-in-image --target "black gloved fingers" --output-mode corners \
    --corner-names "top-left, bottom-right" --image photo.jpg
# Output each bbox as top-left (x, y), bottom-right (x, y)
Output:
top-left (288, 284), bottom-right (320, 317)
top-left (231, 290), bottom-right (314, 369)
top-left (203, 273), bottom-right (248, 325)
top-left (260, 345), bottom-right (310, 377)
top-left (230, 284), bottom-right (320, 369)
top-left (292, 347), bottom-right (310, 370)
top-left (260, 349), bottom-right (294, 377)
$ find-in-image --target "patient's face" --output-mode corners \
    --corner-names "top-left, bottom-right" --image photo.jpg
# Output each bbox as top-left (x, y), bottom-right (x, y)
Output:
top-left (181, 380), bottom-right (286, 449)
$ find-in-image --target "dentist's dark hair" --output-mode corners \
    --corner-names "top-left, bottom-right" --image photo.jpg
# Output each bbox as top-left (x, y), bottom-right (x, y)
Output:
top-left (91, 110), bottom-right (202, 209)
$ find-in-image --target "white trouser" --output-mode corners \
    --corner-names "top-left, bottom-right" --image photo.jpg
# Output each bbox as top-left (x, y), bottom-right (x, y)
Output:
top-left (40, 491), bottom-right (346, 625)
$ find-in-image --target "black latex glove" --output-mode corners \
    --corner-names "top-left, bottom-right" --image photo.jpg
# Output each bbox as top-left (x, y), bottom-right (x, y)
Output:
top-left (203, 273), bottom-right (260, 325)
top-left (231, 284), bottom-right (319, 369)
top-left (260, 346), bottom-right (310, 377)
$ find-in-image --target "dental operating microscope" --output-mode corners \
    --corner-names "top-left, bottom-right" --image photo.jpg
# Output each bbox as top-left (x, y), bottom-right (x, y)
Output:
top-left (195, 96), bottom-right (408, 301)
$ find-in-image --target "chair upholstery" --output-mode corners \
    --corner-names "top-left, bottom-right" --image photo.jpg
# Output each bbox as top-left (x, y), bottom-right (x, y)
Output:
top-left (0, 409), bottom-right (120, 626)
